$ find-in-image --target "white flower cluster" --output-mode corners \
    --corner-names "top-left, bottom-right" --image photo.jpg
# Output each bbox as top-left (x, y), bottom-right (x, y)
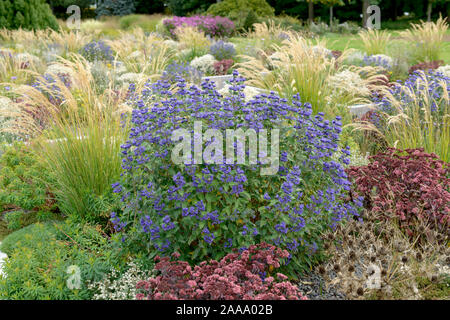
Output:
top-left (344, 50), bottom-right (365, 65)
top-left (117, 72), bottom-right (147, 86)
top-left (328, 69), bottom-right (371, 97)
top-left (218, 84), bottom-right (263, 102)
top-left (14, 52), bottom-right (41, 65)
top-left (46, 64), bottom-right (76, 81)
top-left (311, 45), bottom-right (332, 58)
top-left (163, 39), bottom-right (179, 49)
top-left (190, 54), bottom-right (217, 75)
top-left (88, 260), bottom-right (153, 300)
top-left (436, 65), bottom-right (450, 78)
top-left (0, 96), bottom-right (12, 110)
top-left (129, 50), bottom-right (143, 59)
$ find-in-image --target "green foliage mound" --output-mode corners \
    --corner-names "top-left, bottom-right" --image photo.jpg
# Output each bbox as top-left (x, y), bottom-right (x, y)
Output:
top-left (207, 0), bottom-right (275, 31)
top-left (0, 142), bottom-right (58, 231)
top-left (0, 0), bottom-right (59, 30)
top-left (0, 221), bottom-right (126, 299)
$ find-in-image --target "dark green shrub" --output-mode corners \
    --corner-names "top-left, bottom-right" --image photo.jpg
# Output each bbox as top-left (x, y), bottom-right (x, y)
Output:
top-left (96, 0), bottom-right (136, 18)
top-left (166, 0), bottom-right (216, 16)
top-left (0, 221), bottom-right (127, 300)
top-left (207, 0), bottom-right (275, 31)
top-left (0, 0), bottom-right (59, 30)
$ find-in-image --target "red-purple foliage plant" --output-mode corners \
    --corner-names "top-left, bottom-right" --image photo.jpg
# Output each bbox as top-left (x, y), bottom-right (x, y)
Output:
top-left (213, 59), bottom-right (233, 75)
top-left (136, 243), bottom-right (307, 300)
top-left (346, 148), bottom-right (449, 236)
top-left (408, 60), bottom-right (444, 74)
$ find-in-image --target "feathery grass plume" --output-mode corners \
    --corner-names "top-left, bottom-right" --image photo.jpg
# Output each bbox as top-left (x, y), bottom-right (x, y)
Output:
top-left (0, 51), bottom-right (43, 84)
top-left (358, 28), bottom-right (391, 55)
top-left (350, 71), bottom-right (449, 162)
top-left (250, 20), bottom-right (291, 38)
top-left (243, 20), bottom-right (298, 54)
top-left (175, 25), bottom-right (211, 54)
top-left (46, 29), bottom-right (93, 54)
top-left (106, 31), bottom-right (174, 78)
top-left (237, 32), bottom-right (387, 119)
top-left (0, 53), bottom-right (130, 139)
top-left (36, 101), bottom-right (129, 224)
top-left (400, 16), bottom-right (449, 63)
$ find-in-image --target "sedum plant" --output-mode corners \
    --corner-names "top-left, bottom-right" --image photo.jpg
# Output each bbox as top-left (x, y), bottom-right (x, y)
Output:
top-left (346, 148), bottom-right (449, 238)
top-left (110, 71), bottom-right (362, 277)
top-left (136, 243), bottom-right (307, 300)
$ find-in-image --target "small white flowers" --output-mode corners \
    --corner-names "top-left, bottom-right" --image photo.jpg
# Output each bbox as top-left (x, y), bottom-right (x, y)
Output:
top-left (15, 52), bottom-right (41, 65)
top-left (163, 39), bottom-right (179, 49)
top-left (88, 260), bottom-right (153, 300)
top-left (0, 96), bottom-right (13, 110)
top-left (46, 64), bottom-right (75, 77)
top-left (190, 54), bottom-right (217, 75)
top-left (344, 50), bottom-right (365, 65)
top-left (218, 84), bottom-right (263, 102)
top-left (328, 70), bottom-right (371, 97)
top-left (436, 65), bottom-right (450, 77)
top-left (117, 72), bottom-right (147, 86)
top-left (129, 50), bottom-right (142, 59)
top-left (311, 45), bottom-right (332, 58)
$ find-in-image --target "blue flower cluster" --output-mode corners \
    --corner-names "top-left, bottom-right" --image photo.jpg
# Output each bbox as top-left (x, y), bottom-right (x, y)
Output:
top-left (161, 62), bottom-right (203, 84)
top-left (360, 54), bottom-right (392, 70)
top-left (112, 70), bottom-right (362, 274)
top-left (32, 73), bottom-right (72, 106)
top-left (209, 40), bottom-right (236, 61)
top-left (80, 40), bottom-right (114, 63)
top-left (373, 70), bottom-right (449, 116)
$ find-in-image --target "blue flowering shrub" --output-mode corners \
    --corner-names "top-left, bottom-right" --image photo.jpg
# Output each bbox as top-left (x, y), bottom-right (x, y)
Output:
top-left (80, 40), bottom-right (114, 63)
top-left (111, 71), bottom-right (362, 276)
top-left (209, 40), bottom-right (236, 61)
top-left (160, 62), bottom-right (203, 84)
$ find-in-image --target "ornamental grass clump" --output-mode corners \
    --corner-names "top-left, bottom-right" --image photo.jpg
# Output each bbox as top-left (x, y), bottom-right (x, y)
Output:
top-left (136, 243), bottom-right (307, 300)
top-left (400, 16), bottom-right (448, 63)
top-left (368, 70), bottom-right (450, 162)
top-left (358, 29), bottom-right (391, 55)
top-left (111, 71), bottom-right (362, 276)
top-left (237, 33), bottom-right (388, 119)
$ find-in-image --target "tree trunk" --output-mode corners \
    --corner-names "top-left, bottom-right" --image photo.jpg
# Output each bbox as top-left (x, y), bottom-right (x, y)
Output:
top-left (362, 0), bottom-right (369, 28)
top-left (330, 6), bottom-right (333, 26)
top-left (308, 1), bottom-right (314, 24)
top-left (427, 1), bottom-right (432, 22)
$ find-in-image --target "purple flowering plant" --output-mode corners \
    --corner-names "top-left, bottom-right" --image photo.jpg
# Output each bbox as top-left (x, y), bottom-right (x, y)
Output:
top-left (161, 62), bottom-right (203, 84)
top-left (110, 70), bottom-right (362, 276)
top-left (372, 70), bottom-right (450, 121)
top-left (163, 16), bottom-right (235, 39)
top-left (210, 40), bottom-right (236, 61)
top-left (80, 40), bottom-right (115, 63)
